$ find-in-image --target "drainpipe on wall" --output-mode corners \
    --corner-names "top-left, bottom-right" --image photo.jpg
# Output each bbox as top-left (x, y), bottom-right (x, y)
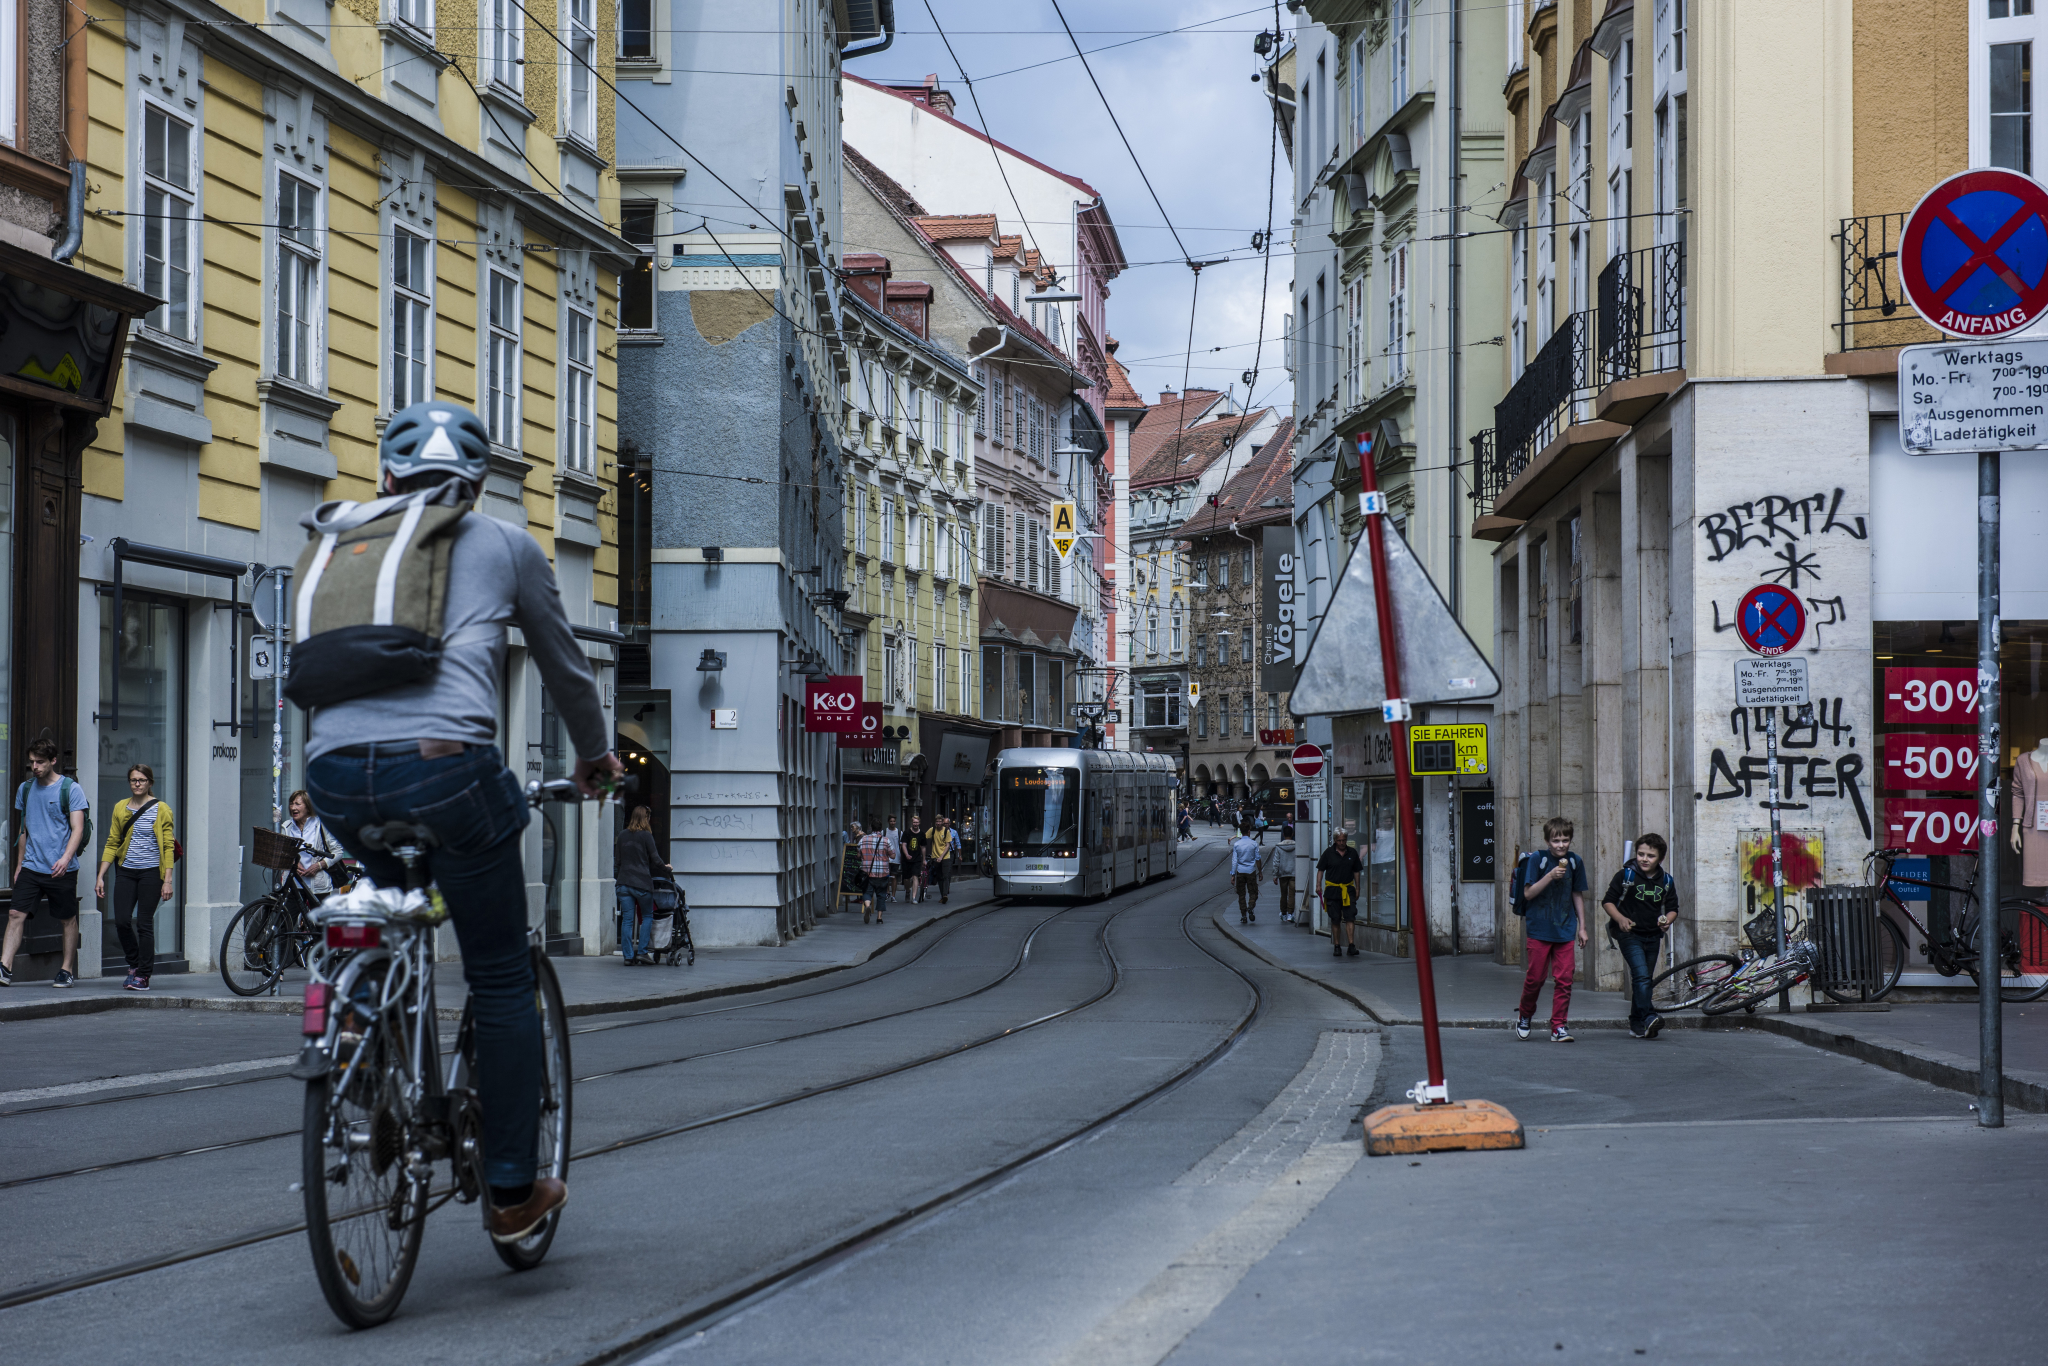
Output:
top-left (53, 6), bottom-right (88, 263)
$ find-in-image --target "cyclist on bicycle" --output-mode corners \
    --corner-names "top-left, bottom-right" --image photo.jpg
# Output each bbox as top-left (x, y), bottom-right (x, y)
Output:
top-left (303, 402), bottom-right (621, 1244)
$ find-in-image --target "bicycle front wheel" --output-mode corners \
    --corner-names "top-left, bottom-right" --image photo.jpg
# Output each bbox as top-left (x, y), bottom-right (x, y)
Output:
top-left (1819, 912), bottom-right (1906, 1004)
top-left (1702, 960), bottom-right (1804, 1016)
top-left (220, 897), bottom-right (286, 996)
top-left (302, 1021), bottom-right (427, 1328)
top-left (1650, 954), bottom-right (1742, 1013)
top-left (494, 947), bottom-right (573, 1271)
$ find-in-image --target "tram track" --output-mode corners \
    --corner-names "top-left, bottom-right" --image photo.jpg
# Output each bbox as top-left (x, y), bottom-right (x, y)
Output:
top-left (1, 890), bottom-right (1022, 1121)
top-left (0, 849), bottom-right (1233, 1312)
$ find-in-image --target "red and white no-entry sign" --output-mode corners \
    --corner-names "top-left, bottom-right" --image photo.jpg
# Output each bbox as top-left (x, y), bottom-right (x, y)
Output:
top-left (1901, 168), bottom-right (2048, 337)
top-left (1290, 742), bottom-right (1325, 778)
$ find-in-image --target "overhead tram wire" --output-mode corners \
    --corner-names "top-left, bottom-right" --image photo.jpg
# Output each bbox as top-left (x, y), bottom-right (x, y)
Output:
top-left (1047, 0), bottom-right (1192, 269)
top-left (920, 0), bottom-right (1048, 266)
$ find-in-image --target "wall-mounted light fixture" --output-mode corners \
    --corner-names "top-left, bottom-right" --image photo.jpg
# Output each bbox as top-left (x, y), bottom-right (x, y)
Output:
top-left (697, 649), bottom-right (728, 672)
top-left (703, 546), bottom-right (724, 563)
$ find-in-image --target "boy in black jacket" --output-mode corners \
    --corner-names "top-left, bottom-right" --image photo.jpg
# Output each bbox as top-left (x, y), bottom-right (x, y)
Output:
top-left (1602, 832), bottom-right (1682, 1038)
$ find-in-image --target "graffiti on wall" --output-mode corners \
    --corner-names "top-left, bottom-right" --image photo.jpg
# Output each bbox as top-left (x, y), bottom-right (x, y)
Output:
top-left (1697, 488), bottom-right (1869, 563)
top-left (1704, 701), bottom-right (1873, 840)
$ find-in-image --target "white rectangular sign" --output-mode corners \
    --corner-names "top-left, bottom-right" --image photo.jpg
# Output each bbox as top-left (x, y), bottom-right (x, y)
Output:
top-left (1734, 657), bottom-right (1810, 708)
top-left (1900, 339), bottom-right (2048, 454)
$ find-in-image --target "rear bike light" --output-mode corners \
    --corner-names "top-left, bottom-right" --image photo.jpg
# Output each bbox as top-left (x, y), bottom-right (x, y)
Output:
top-left (325, 922), bottom-right (382, 950)
top-left (303, 981), bottom-right (333, 1037)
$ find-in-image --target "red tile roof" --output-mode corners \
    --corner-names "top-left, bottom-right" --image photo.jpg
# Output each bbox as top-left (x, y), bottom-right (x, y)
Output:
top-left (1174, 418), bottom-right (1297, 538)
top-left (1102, 341), bottom-right (1144, 412)
top-left (915, 213), bottom-right (998, 242)
top-left (1131, 408), bottom-right (1271, 490)
top-left (1127, 391), bottom-right (1231, 484)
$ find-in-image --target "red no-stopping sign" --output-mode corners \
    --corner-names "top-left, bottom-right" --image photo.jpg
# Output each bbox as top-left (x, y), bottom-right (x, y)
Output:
top-left (1902, 168), bottom-right (2048, 337)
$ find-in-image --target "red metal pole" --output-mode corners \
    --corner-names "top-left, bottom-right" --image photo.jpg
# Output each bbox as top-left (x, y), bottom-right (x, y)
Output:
top-left (1356, 442), bottom-right (1447, 1096)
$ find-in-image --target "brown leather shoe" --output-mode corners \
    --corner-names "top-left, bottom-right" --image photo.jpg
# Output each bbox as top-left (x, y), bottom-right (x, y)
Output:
top-left (488, 1177), bottom-right (567, 1244)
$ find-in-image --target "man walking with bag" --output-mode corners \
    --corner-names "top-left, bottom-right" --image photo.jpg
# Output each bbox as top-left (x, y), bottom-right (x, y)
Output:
top-left (927, 814), bottom-right (957, 904)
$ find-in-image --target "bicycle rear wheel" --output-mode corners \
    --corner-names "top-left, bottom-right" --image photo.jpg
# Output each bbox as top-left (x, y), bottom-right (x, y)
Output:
top-left (302, 1017), bottom-right (427, 1328)
top-left (1819, 912), bottom-right (1906, 1004)
top-left (1980, 901), bottom-right (2048, 1003)
top-left (220, 897), bottom-right (286, 996)
top-left (1650, 954), bottom-right (1741, 1013)
top-left (493, 947), bottom-right (573, 1271)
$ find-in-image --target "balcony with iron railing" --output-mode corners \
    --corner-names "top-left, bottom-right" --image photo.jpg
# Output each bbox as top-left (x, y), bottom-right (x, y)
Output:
top-left (1473, 240), bottom-right (1686, 537)
top-left (1833, 212), bottom-right (1940, 361)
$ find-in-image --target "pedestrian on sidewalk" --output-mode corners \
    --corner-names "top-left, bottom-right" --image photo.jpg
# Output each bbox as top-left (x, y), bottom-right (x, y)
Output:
top-left (881, 815), bottom-right (903, 898)
top-left (1602, 833), bottom-right (1681, 1039)
top-left (1317, 829), bottom-right (1364, 957)
top-left (927, 815), bottom-right (957, 903)
top-left (0, 734), bottom-right (89, 988)
top-left (284, 791), bottom-right (347, 899)
top-left (1229, 825), bottom-right (1266, 923)
top-left (1513, 816), bottom-right (1588, 1042)
top-left (1255, 810), bottom-right (1269, 843)
top-left (902, 814), bottom-right (928, 903)
top-left (96, 765), bottom-right (176, 991)
top-left (1273, 835), bottom-right (1298, 922)
top-left (858, 823), bottom-right (894, 924)
top-left (615, 806), bottom-right (670, 965)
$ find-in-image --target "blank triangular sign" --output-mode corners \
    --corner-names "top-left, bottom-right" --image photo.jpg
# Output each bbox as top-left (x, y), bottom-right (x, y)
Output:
top-left (1293, 525), bottom-right (1500, 716)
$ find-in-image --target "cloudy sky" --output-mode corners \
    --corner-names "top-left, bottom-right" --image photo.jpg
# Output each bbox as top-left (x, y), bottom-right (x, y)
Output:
top-left (843, 2), bottom-right (1293, 418)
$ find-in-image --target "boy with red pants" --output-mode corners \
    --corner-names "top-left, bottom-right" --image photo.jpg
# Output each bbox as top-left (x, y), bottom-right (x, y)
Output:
top-left (1515, 816), bottom-right (1587, 1042)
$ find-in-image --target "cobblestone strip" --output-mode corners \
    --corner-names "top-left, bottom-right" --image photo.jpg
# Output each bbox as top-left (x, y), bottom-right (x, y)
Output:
top-left (1175, 1029), bottom-right (1381, 1187)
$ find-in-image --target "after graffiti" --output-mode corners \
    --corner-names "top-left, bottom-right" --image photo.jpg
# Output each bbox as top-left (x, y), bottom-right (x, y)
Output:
top-left (1698, 488), bottom-right (1869, 563)
top-left (1704, 698), bottom-right (1872, 839)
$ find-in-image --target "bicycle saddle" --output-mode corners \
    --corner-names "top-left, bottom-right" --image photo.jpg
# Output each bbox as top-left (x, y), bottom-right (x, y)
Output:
top-left (357, 820), bottom-right (440, 853)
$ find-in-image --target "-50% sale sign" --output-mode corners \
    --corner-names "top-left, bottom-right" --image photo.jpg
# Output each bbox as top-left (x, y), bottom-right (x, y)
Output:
top-left (1882, 734), bottom-right (1980, 791)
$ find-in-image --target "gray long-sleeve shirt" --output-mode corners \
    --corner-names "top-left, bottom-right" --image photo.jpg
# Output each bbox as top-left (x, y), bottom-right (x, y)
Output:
top-left (305, 511), bottom-right (609, 762)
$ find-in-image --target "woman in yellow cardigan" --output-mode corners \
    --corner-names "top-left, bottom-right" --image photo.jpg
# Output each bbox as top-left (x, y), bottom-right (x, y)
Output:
top-left (96, 765), bottom-right (175, 992)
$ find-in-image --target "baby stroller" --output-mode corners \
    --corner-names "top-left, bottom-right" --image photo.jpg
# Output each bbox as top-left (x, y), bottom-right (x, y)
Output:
top-left (643, 874), bottom-right (695, 966)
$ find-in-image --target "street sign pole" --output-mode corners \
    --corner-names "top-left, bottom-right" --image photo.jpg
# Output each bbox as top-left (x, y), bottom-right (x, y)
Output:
top-left (1355, 461), bottom-right (1448, 1102)
top-left (1767, 706), bottom-right (1788, 1014)
top-left (1979, 451), bottom-right (2004, 1128)
top-left (273, 569), bottom-right (286, 832)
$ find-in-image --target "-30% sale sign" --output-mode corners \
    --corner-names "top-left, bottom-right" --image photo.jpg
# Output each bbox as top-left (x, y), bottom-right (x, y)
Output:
top-left (1882, 667), bottom-right (1982, 724)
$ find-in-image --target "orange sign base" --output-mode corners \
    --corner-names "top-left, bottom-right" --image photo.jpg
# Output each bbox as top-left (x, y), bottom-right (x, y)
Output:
top-left (1361, 1099), bottom-right (1525, 1156)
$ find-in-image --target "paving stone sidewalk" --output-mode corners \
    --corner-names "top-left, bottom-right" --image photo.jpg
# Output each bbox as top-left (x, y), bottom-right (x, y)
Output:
top-left (0, 880), bottom-right (999, 1024)
top-left (1211, 900), bottom-right (2048, 1111)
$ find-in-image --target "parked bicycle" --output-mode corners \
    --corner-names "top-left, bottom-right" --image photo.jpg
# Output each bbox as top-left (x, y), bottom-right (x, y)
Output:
top-left (293, 778), bottom-right (581, 1328)
top-left (1650, 907), bottom-right (1822, 1017)
top-left (219, 827), bottom-right (356, 997)
top-left (1857, 847), bottom-right (2048, 1003)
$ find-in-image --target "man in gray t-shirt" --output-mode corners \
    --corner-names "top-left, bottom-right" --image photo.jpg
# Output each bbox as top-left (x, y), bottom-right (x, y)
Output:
top-left (300, 403), bottom-right (620, 1247)
top-left (0, 735), bottom-right (89, 987)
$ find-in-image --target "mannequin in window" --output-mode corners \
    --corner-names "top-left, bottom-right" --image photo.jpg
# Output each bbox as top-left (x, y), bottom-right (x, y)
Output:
top-left (2011, 737), bottom-right (2048, 890)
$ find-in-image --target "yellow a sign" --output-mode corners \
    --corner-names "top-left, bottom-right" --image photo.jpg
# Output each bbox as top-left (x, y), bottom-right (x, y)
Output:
top-left (1049, 501), bottom-right (1077, 563)
top-left (1187, 680), bottom-right (1202, 706)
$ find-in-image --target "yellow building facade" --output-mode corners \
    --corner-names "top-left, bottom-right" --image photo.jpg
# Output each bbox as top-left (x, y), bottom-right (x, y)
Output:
top-left (63, 0), bottom-right (634, 975)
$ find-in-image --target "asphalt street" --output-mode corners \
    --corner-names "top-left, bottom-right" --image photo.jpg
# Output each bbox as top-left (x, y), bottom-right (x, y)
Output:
top-left (5, 831), bottom-right (2038, 1365)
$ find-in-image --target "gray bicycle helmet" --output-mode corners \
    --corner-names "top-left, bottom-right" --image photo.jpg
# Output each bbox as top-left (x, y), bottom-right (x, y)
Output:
top-left (380, 401), bottom-right (492, 488)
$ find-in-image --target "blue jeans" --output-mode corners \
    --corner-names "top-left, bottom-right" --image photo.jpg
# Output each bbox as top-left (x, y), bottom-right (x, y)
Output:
top-left (618, 886), bottom-right (653, 960)
top-left (1616, 932), bottom-right (1662, 1031)
top-left (308, 744), bottom-right (539, 1189)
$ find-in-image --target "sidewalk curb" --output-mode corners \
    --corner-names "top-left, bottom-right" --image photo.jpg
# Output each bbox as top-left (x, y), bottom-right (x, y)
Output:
top-left (1710, 1011), bottom-right (2048, 1114)
top-left (0, 890), bottom-right (1001, 1025)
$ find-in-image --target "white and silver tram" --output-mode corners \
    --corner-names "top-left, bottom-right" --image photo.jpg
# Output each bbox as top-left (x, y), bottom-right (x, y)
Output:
top-left (992, 748), bottom-right (1179, 899)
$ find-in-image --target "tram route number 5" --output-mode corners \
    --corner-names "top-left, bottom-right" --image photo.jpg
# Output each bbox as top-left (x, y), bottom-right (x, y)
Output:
top-left (1882, 733), bottom-right (1979, 790)
top-left (1882, 666), bottom-right (1981, 725)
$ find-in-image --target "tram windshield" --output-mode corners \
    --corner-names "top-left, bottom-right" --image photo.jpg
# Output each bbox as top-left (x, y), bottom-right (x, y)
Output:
top-left (999, 766), bottom-right (1080, 857)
